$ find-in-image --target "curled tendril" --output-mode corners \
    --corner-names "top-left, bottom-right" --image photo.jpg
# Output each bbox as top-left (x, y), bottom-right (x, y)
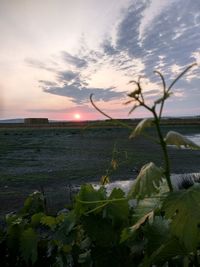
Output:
top-left (154, 70), bottom-right (166, 92)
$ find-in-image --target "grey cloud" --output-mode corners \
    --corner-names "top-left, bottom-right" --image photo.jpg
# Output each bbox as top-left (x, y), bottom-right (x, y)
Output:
top-left (29, 0), bottom-right (200, 111)
top-left (102, 0), bottom-right (200, 82)
top-left (116, 0), bottom-right (147, 58)
top-left (57, 70), bottom-right (79, 82)
top-left (102, 40), bottom-right (118, 55)
top-left (43, 84), bottom-right (124, 104)
top-left (39, 80), bottom-right (57, 87)
top-left (61, 51), bottom-right (87, 68)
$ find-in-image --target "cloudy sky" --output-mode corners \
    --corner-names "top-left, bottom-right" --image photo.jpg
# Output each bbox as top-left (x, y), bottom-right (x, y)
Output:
top-left (0, 0), bottom-right (200, 120)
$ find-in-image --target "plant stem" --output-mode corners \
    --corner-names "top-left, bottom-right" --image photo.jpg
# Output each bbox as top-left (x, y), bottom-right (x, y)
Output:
top-left (152, 110), bottom-right (173, 192)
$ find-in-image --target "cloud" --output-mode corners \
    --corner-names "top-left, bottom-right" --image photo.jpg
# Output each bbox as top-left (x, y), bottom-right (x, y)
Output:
top-left (57, 70), bottom-right (79, 82)
top-left (39, 80), bottom-right (57, 87)
top-left (113, 0), bottom-right (200, 80)
top-left (28, 0), bottom-right (200, 117)
top-left (43, 83), bottom-right (124, 104)
top-left (61, 51), bottom-right (88, 68)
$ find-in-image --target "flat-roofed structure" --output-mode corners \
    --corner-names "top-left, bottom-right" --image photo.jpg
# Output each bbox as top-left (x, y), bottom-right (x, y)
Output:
top-left (24, 118), bottom-right (49, 124)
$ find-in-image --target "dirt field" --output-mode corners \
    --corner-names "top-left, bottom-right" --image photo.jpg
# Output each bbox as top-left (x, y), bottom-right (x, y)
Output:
top-left (0, 124), bottom-right (200, 215)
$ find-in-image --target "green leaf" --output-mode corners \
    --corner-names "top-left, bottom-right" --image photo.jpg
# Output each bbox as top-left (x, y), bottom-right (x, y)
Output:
top-left (141, 237), bottom-right (186, 267)
top-left (75, 184), bottom-right (107, 216)
top-left (41, 215), bottom-right (57, 229)
top-left (82, 215), bottom-right (117, 247)
top-left (53, 211), bottom-right (76, 244)
top-left (7, 222), bottom-right (23, 251)
top-left (121, 195), bottom-right (165, 243)
top-left (162, 185), bottom-right (200, 251)
top-left (128, 162), bottom-right (164, 199)
top-left (120, 198), bottom-right (160, 245)
top-left (20, 228), bottom-right (38, 264)
top-left (31, 212), bottom-right (44, 227)
top-left (143, 216), bottom-right (170, 255)
top-left (129, 118), bottom-right (153, 139)
top-left (21, 191), bottom-right (45, 215)
top-left (103, 188), bottom-right (129, 224)
top-left (132, 197), bottom-right (162, 223)
top-left (165, 131), bottom-right (200, 149)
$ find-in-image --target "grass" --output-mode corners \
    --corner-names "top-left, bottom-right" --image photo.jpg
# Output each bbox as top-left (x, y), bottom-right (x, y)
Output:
top-left (0, 124), bottom-right (199, 215)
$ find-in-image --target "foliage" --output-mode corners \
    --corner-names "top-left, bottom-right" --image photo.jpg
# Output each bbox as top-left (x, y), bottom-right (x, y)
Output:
top-left (162, 185), bottom-right (200, 252)
top-left (128, 162), bottom-right (164, 199)
top-left (1, 63), bottom-right (200, 266)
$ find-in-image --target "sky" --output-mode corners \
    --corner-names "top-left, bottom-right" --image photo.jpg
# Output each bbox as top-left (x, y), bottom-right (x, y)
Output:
top-left (0, 0), bottom-right (200, 121)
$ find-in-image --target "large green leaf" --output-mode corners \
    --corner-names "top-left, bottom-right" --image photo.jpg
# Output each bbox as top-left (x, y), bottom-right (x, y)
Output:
top-left (121, 196), bottom-right (165, 243)
top-left (103, 188), bottom-right (129, 225)
top-left (75, 184), bottom-right (107, 216)
top-left (132, 196), bottom-right (163, 223)
top-left (82, 215), bottom-right (117, 247)
top-left (143, 216), bottom-right (170, 255)
top-left (162, 185), bottom-right (200, 251)
top-left (53, 211), bottom-right (76, 244)
top-left (128, 162), bottom-right (164, 199)
top-left (141, 237), bottom-right (186, 267)
top-left (20, 228), bottom-right (38, 264)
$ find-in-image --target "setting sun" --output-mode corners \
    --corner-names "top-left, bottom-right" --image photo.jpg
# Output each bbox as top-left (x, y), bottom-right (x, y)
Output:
top-left (74, 113), bottom-right (81, 120)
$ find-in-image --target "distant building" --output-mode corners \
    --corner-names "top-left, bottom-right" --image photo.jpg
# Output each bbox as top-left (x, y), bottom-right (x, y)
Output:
top-left (24, 118), bottom-right (49, 124)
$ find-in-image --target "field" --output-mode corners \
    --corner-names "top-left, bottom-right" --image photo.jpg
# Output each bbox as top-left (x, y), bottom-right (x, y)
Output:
top-left (0, 122), bottom-right (200, 215)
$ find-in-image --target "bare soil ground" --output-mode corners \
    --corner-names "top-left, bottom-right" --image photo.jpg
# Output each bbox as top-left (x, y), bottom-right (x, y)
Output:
top-left (0, 124), bottom-right (200, 215)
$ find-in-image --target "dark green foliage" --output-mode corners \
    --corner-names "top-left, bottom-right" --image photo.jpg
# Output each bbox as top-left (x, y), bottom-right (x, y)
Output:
top-left (1, 184), bottom-right (200, 266)
top-left (162, 184), bottom-right (200, 252)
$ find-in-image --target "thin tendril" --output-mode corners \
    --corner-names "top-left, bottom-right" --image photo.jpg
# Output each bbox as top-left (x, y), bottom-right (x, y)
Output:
top-left (154, 70), bottom-right (167, 119)
top-left (167, 63), bottom-right (197, 93)
top-left (90, 94), bottom-right (132, 130)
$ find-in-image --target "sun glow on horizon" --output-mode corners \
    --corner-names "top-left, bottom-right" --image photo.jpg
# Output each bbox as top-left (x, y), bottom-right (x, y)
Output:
top-left (73, 113), bottom-right (81, 120)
